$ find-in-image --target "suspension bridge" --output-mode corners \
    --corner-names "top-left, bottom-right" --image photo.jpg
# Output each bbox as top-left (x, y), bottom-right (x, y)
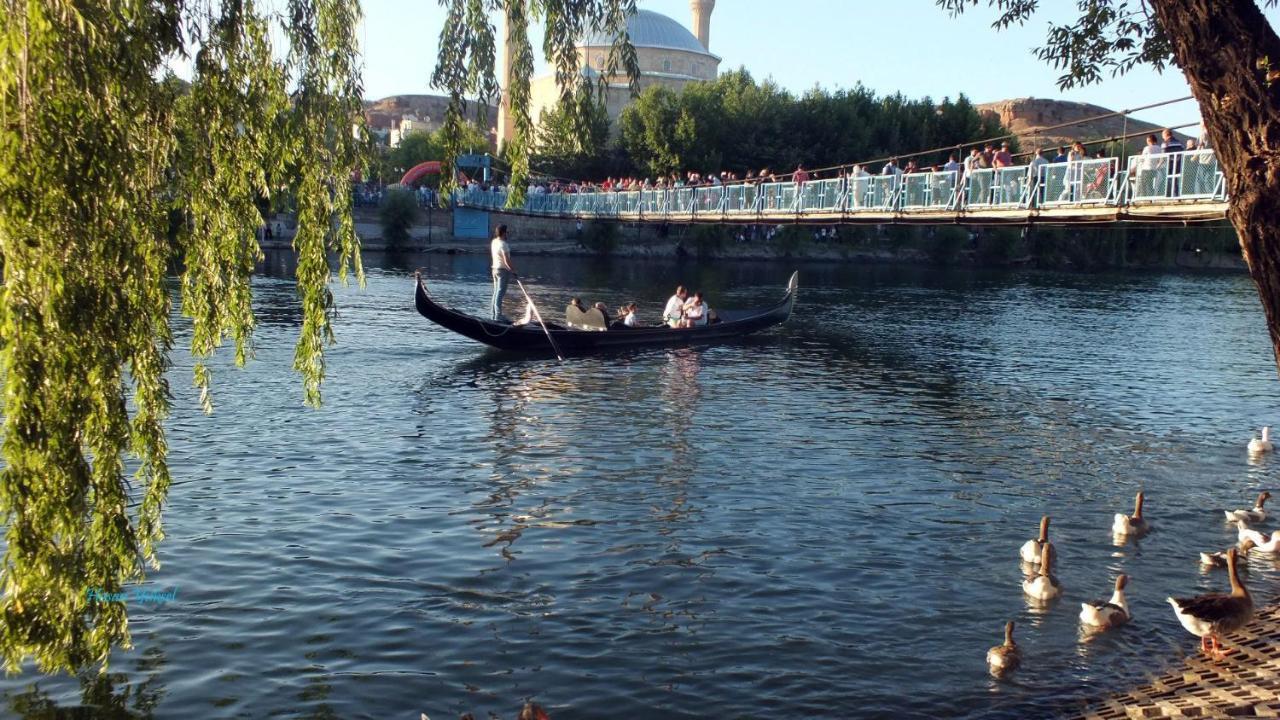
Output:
top-left (450, 96), bottom-right (1228, 227)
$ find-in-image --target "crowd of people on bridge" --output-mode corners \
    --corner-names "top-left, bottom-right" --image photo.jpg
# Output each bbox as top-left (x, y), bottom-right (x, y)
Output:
top-left (436, 121), bottom-right (1216, 207)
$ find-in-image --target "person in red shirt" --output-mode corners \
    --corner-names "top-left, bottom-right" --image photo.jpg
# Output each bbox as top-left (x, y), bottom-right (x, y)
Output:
top-left (792, 164), bottom-right (809, 186)
top-left (993, 142), bottom-right (1014, 167)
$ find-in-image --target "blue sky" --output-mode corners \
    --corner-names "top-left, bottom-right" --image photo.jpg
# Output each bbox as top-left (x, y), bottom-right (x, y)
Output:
top-left (359, 0), bottom-right (1280, 129)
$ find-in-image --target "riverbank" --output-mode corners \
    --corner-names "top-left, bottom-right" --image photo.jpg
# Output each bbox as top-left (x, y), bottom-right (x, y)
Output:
top-left (265, 209), bottom-right (1247, 272)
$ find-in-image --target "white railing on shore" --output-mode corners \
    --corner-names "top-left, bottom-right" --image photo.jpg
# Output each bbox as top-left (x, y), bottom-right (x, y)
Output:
top-left (451, 149), bottom-right (1228, 219)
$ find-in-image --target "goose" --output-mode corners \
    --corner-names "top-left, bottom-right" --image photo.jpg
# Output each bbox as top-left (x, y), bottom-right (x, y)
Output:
top-left (986, 620), bottom-right (1021, 676)
top-left (1112, 491), bottom-right (1149, 536)
top-left (1019, 516), bottom-right (1052, 564)
top-left (1169, 548), bottom-right (1254, 660)
top-left (1225, 491), bottom-right (1272, 523)
top-left (1079, 574), bottom-right (1131, 629)
top-left (1245, 529), bottom-right (1280, 554)
top-left (519, 703), bottom-right (551, 720)
top-left (1236, 519), bottom-right (1269, 547)
top-left (1248, 426), bottom-right (1273, 454)
top-left (1022, 542), bottom-right (1062, 600)
top-left (1200, 538), bottom-right (1257, 567)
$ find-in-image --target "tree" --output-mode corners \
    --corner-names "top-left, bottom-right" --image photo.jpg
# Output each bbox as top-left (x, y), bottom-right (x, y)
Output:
top-left (432, 0), bottom-right (640, 204)
top-left (939, 0), bottom-right (1280, 371)
top-left (616, 71), bottom-right (1005, 179)
top-left (0, 0), bottom-right (364, 672)
top-left (379, 187), bottom-right (421, 250)
top-left (532, 87), bottom-right (613, 180)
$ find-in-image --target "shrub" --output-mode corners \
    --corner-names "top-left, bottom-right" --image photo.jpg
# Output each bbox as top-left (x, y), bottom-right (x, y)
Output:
top-left (379, 185), bottom-right (420, 251)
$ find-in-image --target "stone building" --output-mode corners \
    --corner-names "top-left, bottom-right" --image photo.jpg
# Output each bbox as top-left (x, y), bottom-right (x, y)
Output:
top-left (499, 1), bottom-right (720, 147)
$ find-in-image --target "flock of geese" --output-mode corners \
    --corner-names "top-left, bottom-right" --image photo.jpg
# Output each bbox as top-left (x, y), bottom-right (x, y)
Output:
top-left (987, 427), bottom-right (1277, 677)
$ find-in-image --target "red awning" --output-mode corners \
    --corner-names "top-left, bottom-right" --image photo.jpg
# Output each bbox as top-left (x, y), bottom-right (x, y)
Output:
top-left (400, 161), bottom-right (442, 186)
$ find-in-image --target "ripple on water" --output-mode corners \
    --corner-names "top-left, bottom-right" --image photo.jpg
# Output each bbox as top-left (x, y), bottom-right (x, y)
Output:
top-left (3, 259), bottom-right (1279, 719)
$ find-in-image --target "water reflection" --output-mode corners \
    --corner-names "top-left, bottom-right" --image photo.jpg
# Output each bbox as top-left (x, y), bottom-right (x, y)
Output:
top-left (6, 648), bottom-right (165, 719)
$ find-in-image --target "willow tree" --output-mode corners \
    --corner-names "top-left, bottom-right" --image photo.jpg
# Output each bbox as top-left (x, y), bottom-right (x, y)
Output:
top-left (940, 0), bottom-right (1280, 369)
top-left (0, 0), bottom-right (363, 672)
top-left (431, 0), bottom-right (639, 204)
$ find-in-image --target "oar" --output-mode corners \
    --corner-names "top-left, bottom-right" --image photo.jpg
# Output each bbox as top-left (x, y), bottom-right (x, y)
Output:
top-left (514, 278), bottom-right (564, 362)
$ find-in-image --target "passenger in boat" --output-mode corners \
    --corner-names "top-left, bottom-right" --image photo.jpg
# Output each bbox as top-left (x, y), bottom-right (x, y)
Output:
top-left (681, 291), bottom-right (709, 328)
top-left (614, 302), bottom-right (639, 328)
top-left (490, 224), bottom-right (517, 322)
top-left (663, 286), bottom-right (688, 328)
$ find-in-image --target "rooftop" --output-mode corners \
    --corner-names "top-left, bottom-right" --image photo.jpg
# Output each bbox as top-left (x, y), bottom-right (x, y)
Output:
top-left (582, 9), bottom-right (717, 58)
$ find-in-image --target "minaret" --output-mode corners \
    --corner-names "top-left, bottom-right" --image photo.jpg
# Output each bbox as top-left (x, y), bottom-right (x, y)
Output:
top-left (690, 0), bottom-right (715, 51)
top-left (497, 14), bottom-right (516, 150)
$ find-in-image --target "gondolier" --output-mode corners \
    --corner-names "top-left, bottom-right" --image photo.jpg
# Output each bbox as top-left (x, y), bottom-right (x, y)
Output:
top-left (490, 224), bottom-right (517, 322)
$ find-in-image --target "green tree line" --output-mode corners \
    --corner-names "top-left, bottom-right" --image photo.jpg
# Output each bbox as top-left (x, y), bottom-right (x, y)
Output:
top-left (529, 69), bottom-right (1008, 181)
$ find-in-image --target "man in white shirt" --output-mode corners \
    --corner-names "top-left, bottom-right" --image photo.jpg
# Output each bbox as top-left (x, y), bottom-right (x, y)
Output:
top-left (663, 285), bottom-right (688, 328)
top-left (490, 224), bottom-right (516, 322)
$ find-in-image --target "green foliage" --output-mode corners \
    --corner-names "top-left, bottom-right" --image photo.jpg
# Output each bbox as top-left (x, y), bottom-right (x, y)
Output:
top-left (373, 123), bottom-right (491, 186)
top-left (379, 187), bottom-right (422, 250)
top-left (432, 0), bottom-right (640, 204)
top-left (580, 220), bottom-right (619, 254)
top-left (687, 224), bottom-right (731, 257)
top-left (533, 86), bottom-right (614, 180)
top-left (0, 0), bottom-right (365, 673)
top-left (618, 69), bottom-right (1006, 179)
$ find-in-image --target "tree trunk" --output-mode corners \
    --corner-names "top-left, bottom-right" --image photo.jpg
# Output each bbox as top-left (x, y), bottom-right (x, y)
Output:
top-left (1152, 0), bottom-right (1280, 370)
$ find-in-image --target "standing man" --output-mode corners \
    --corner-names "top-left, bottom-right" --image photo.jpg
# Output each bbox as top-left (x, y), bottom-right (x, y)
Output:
top-left (491, 224), bottom-right (517, 322)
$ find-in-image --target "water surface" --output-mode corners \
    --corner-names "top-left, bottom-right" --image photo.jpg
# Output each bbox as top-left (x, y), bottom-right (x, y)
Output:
top-left (3, 253), bottom-right (1278, 719)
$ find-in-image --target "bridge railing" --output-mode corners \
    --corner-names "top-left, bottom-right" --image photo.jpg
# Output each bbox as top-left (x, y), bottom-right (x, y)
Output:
top-left (1038, 157), bottom-right (1120, 207)
top-left (799, 178), bottom-right (845, 213)
top-left (450, 150), bottom-right (1227, 219)
top-left (965, 166), bottom-right (1035, 209)
top-left (1125, 149), bottom-right (1226, 202)
top-left (901, 170), bottom-right (959, 211)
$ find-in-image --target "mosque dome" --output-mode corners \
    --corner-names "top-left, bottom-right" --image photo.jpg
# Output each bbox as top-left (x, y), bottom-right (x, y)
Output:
top-left (582, 9), bottom-right (714, 56)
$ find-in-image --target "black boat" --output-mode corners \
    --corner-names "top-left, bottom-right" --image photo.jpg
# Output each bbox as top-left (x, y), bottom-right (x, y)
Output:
top-left (414, 271), bottom-right (798, 354)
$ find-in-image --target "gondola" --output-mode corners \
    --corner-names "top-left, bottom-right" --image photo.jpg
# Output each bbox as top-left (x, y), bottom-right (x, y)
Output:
top-left (413, 270), bottom-right (798, 354)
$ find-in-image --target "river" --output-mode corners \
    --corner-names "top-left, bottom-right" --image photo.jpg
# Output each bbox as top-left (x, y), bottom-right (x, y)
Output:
top-left (2, 252), bottom-right (1277, 719)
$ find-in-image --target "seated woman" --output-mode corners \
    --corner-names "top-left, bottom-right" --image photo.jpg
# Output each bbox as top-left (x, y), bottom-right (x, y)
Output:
top-left (613, 302), bottom-right (639, 328)
top-left (680, 291), bottom-right (709, 328)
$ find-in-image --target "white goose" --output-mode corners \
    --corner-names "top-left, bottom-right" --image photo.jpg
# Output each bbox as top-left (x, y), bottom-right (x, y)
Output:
top-left (1225, 491), bottom-right (1272, 523)
top-left (1019, 516), bottom-right (1052, 564)
top-left (1244, 529), bottom-right (1280, 554)
top-left (986, 620), bottom-right (1021, 676)
top-left (1169, 548), bottom-right (1254, 660)
top-left (1248, 426), bottom-right (1273, 454)
top-left (1022, 542), bottom-right (1062, 601)
top-left (1112, 491), bottom-right (1149, 537)
top-left (1080, 574), bottom-right (1130, 629)
top-left (1236, 519), bottom-right (1269, 547)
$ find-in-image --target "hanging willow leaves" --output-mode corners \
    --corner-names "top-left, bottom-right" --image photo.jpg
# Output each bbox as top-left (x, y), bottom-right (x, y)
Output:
top-left (0, 0), bottom-right (365, 673)
top-left (431, 0), bottom-right (639, 206)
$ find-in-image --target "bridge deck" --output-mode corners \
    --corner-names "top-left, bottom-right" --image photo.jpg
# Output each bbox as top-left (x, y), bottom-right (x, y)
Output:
top-left (1072, 603), bottom-right (1280, 719)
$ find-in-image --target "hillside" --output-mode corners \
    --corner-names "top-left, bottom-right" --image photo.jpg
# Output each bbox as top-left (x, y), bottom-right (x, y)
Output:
top-left (976, 98), bottom-right (1193, 150)
top-left (363, 94), bottom-right (497, 135)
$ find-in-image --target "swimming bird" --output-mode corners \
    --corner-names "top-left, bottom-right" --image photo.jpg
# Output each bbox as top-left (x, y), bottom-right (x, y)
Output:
top-left (519, 703), bottom-right (551, 720)
top-left (1201, 538), bottom-right (1257, 567)
top-left (986, 620), bottom-right (1021, 676)
top-left (1236, 519), bottom-right (1269, 547)
top-left (1112, 491), bottom-right (1148, 537)
top-left (1022, 542), bottom-right (1062, 601)
top-left (1225, 491), bottom-right (1271, 523)
top-left (1248, 426), bottom-right (1273, 454)
top-left (1019, 515), bottom-right (1052, 564)
top-left (1244, 530), bottom-right (1280, 554)
top-left (1169, 548), bottom-right (1254, 660)
top-left (1080, 574), bottom-right (1130, 630)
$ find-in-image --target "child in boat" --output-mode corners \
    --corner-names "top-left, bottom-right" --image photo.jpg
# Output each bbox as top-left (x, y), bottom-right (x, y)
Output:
top-left (615, 302), bottom-right (639, 328)
top-left (681, 292), bottom-right (708, 328)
